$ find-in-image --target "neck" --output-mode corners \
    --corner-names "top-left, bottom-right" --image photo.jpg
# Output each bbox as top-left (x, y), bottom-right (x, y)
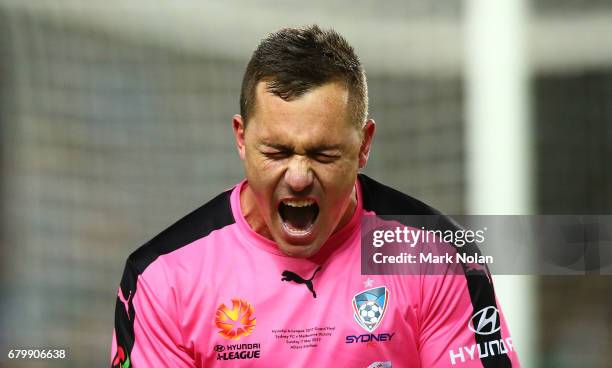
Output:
top-left (334, 185), bottom-right (358, 232)
top-left (240, 183), bottom-right (274, 240)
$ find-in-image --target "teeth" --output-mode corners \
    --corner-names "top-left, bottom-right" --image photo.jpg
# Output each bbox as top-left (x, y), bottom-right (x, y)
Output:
top-left (282, 199), bottom-right (315, 208)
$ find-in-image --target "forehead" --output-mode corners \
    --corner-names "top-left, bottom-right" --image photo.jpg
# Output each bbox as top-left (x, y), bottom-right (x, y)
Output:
top-left (249, 81), bottom-right (356, 146)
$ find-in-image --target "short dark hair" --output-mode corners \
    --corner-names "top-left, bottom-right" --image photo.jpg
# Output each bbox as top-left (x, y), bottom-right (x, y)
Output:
top-left (240, 25), bottom-right (368, 127)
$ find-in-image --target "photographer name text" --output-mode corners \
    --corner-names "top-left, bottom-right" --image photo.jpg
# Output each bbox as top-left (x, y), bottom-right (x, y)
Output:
top-left (373, 252), bottom-right (493, 265)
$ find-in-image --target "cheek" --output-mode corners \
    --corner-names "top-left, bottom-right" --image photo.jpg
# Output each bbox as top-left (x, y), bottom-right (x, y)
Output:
top-left (323, 156), bottom-right (359, 179)
top-left (244, 155), bottom-right (284, 198)
top-left (317, 162), bottom-right (358, 201)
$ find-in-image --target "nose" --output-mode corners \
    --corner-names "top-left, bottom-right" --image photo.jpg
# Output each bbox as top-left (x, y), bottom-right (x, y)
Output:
top-left (284, 156), bottom-right (313, 193)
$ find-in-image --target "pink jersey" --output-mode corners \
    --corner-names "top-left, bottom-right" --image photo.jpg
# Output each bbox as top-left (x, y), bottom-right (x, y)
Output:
top-left (111, 174), bottom-right (520, 367)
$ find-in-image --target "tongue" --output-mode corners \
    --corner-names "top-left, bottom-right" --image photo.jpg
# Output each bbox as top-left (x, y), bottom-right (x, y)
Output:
top-left (282, 205), bottom-right (316, 230)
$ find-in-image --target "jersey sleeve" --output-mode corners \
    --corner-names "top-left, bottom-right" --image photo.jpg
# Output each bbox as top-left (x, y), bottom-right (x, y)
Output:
top-left (111, 256), bottom-right (194, 368)
top-left (418, 272), bottom-right (521, 367)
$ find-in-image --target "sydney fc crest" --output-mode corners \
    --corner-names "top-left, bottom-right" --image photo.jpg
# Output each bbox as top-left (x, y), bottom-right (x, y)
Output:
top-left (352, 286), bottom-right (389, 332)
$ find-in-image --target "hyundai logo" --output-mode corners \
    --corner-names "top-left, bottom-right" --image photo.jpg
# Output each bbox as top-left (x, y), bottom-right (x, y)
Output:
top-left (214, 345), bottom-right (225, 352)
top-left (468, 306), bottom-right (500, 335)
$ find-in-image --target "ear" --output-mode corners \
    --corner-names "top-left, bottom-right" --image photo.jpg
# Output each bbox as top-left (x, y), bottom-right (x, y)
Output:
top-left (358, 119), bottom-right (376, 169)
top-left (232, 114), bottom-right (247, 160)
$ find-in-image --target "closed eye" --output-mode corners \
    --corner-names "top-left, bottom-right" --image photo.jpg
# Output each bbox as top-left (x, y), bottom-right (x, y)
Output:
top-left (312, 153), bottom-right (340, 163)
top-left (263, 151), bottom-right (291, 160)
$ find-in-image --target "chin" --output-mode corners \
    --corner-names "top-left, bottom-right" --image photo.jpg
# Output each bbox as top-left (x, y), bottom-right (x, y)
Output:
top-left (277, 242), bottom-right (322, 258)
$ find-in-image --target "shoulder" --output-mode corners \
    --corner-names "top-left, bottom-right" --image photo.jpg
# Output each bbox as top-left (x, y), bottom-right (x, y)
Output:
top-left (124, 189), bottom-right (235, 277)
top-left (357, 174), bottom-right (461, 232)
top-left (358, 173), bottom-right (441, 215)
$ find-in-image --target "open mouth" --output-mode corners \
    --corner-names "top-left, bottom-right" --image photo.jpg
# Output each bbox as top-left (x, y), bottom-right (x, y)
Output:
top-left (278, 199), bottom-right (320, 234)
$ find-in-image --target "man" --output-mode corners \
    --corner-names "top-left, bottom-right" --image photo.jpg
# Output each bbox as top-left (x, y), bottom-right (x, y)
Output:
top-left (111, 25), bottom-right (520, 367)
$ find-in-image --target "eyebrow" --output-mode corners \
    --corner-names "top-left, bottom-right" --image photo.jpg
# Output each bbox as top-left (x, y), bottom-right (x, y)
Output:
top-left (260, 141), bottom-right (343, 152)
